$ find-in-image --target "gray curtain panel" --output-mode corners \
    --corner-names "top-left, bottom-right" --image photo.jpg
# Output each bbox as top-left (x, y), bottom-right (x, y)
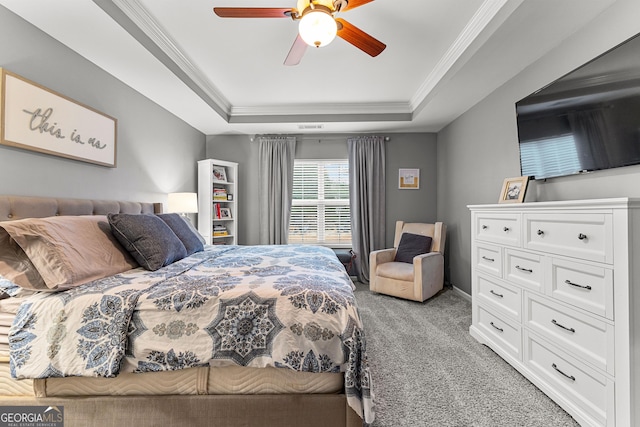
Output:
top-left (348, 136), bottom-right (386, 283)
top-left (258, 137), bottom-right (297, 244)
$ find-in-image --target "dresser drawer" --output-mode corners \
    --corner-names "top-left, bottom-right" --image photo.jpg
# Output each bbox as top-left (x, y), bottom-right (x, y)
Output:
top-left (524, 332), bottom-right (612, 427)
top-left (548, 257), bottom-right (614, 320)
top-left (475, 243), bottom-right (502, 277)
top-left (524, 293), bottom-right (614, 375)
top-left (477, 274), bottom-right (521, 321)
top-left (476, 305), bottom-right (521, 361)
top-left (505, 249), bottom-right (544, 293)
top-left (475, 213), bottom-right (521, 247)
top-left (524, 213), bottom-right (613, 263)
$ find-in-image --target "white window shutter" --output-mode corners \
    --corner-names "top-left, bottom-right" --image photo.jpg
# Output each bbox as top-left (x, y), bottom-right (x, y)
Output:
top-left (289, 160), bottom-right (351, 246)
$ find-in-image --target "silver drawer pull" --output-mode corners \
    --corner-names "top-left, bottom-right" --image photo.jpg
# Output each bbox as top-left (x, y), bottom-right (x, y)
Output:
top-left (490, 290), bottom-right (504, 298)
top-left (515, 265), bottom-right (533, 273)
top-left (482, 256), bottom-right (495, 262)
top-left (490, 322), bottom-right (503, 332)
top-left (503, 227), bottom-right (510, 232)
top-left (537, 229), bottom-right (544, 236)
top-left (565, 279), bottom-right (592, 291)
top-left (552, 363), bottom-right (576, 382)
top-left (578, 233), bottom-right (587, 240)
top-left (551, 319), bottom-right (576, 333)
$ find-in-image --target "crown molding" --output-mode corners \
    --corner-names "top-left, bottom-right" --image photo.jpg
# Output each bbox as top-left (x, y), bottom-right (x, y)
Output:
top-left (410, 0), bottom-right (522, 111)
top-left (228, 102), bottom-right (412, 123)
top-left (104, 0), bottom-right (232, 115)
top-left (228, 111), bottom-right (412, 124)
top-left (231, 102), bottom-right (411, 116)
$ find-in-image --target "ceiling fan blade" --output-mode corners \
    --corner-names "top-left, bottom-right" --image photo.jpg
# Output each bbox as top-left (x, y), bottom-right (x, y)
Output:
top-left (341, 0), bottom-right (375, 12)
top-left (284, 34), bottom-right (308, 66)
top-left (213, 7), bottom-right (292, 18)
top-left (336, 18), bottom-right (386, 57)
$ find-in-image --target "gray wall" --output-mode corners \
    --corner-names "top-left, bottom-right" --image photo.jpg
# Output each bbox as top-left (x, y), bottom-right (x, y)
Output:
top-left (205, 133), bottom-right (438, 248)
top-left (437, 0), bottom-right (640, 295)
top-left (0, 7), bottom-right (205, 207)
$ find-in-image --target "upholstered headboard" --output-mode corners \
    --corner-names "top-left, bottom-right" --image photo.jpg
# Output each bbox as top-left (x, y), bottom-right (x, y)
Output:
top-left (0, 195), bottom-right (162, 221)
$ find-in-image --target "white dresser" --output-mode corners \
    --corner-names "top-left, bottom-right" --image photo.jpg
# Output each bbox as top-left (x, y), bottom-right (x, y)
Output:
top-left (468, 198), bottom-right (640, 427)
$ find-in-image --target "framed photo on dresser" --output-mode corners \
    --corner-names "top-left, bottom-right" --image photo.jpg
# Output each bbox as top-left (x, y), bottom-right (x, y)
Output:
top-left (498, 176), bottom-right (529, 203)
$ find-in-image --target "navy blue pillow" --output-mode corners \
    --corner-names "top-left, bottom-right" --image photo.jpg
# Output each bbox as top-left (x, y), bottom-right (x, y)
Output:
top-left (394, 232), bottom-right (433, 264)
top-left (108, 213), bottom-right (187, 271)
top-left (158, 213), bottom-right (204, 255)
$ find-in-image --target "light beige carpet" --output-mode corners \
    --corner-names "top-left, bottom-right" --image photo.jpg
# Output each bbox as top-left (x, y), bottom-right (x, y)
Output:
top-left (353, 282), bottom-right (580, 427)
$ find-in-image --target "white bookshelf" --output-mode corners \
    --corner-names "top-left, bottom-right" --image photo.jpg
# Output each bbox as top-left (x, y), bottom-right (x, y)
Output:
top-left (197, 159), bottom-right (238, 245)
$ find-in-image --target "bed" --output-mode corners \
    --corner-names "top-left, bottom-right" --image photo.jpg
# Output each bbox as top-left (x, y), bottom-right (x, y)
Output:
top-left (0, 195), bottom-right (372, 427)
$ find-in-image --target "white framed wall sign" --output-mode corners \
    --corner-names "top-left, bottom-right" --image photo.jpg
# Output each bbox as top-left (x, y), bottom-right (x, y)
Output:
top-left (399, 168), bottom-right (420, 189)
top-left (0, 68), bottom-right (117, 167)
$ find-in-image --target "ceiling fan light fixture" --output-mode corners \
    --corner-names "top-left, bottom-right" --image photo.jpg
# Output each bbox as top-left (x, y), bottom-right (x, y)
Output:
top-left (298, 8), bottom-right (337, 48)
top-left (296, 0), bottom-right (335, 13)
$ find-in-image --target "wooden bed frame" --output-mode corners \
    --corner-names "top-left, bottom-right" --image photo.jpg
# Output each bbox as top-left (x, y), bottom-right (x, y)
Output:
top-left (0, 195), bottom-right (362, 427)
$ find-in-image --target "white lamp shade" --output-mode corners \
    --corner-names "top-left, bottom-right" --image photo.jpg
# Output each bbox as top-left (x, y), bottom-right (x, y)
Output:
top-left (167, 192), bottom-right (198, 214)
top-left (298, 9), bottom-right (337, 47)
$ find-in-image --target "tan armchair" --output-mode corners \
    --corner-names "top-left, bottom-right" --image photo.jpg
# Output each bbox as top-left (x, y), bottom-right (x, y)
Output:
top-left (369, 221), bottom-right (446, 302)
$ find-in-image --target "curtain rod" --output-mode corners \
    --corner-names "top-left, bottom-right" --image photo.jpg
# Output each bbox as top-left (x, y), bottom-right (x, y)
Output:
top-left (300, 136), bottom-right (390, 142)
top-left (249, 135), bottom-right (390, 142)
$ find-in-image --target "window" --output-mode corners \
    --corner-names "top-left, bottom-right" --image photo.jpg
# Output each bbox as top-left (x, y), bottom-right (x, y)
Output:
top-left (520, 134), bottom-right (582, 179)
top-left (288, 160), bottom-right (351, 247)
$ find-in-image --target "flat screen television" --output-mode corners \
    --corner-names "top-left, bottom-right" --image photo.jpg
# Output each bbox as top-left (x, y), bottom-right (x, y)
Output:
top-left (516, 32), bottom-right (640, 180)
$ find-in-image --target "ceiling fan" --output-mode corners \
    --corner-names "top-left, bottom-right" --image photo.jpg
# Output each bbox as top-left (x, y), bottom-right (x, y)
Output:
top-left (213, 0), bottom-right (386, 66)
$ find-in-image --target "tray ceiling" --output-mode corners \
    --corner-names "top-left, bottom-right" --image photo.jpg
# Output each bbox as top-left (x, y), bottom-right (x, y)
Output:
top-left (0, 0), bottom-right (617, 135)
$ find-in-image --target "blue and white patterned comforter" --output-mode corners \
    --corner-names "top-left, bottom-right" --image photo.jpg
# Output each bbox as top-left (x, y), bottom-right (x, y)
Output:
top-left (8, 245), bottom-right (374, 424)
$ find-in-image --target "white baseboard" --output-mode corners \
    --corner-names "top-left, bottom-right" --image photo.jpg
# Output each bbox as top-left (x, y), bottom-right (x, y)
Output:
top-left (450, 284), bottom-right (471, 302)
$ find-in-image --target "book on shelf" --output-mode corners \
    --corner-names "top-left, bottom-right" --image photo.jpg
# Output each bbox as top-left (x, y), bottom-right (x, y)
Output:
top-left (213, 224), bottom-right (228, 236)
top-left (214, 203), bottom-right (222, 219)
top-left (213, 187), bottom-right (227, 200)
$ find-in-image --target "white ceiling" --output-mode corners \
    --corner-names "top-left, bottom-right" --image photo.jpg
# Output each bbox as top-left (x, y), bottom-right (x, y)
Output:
top-left (0, 0), bottom-right (618, 136)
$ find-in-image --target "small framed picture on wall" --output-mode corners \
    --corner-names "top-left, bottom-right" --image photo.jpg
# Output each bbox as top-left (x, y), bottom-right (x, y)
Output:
top-left (399, 168), bottom-right (420, 189)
